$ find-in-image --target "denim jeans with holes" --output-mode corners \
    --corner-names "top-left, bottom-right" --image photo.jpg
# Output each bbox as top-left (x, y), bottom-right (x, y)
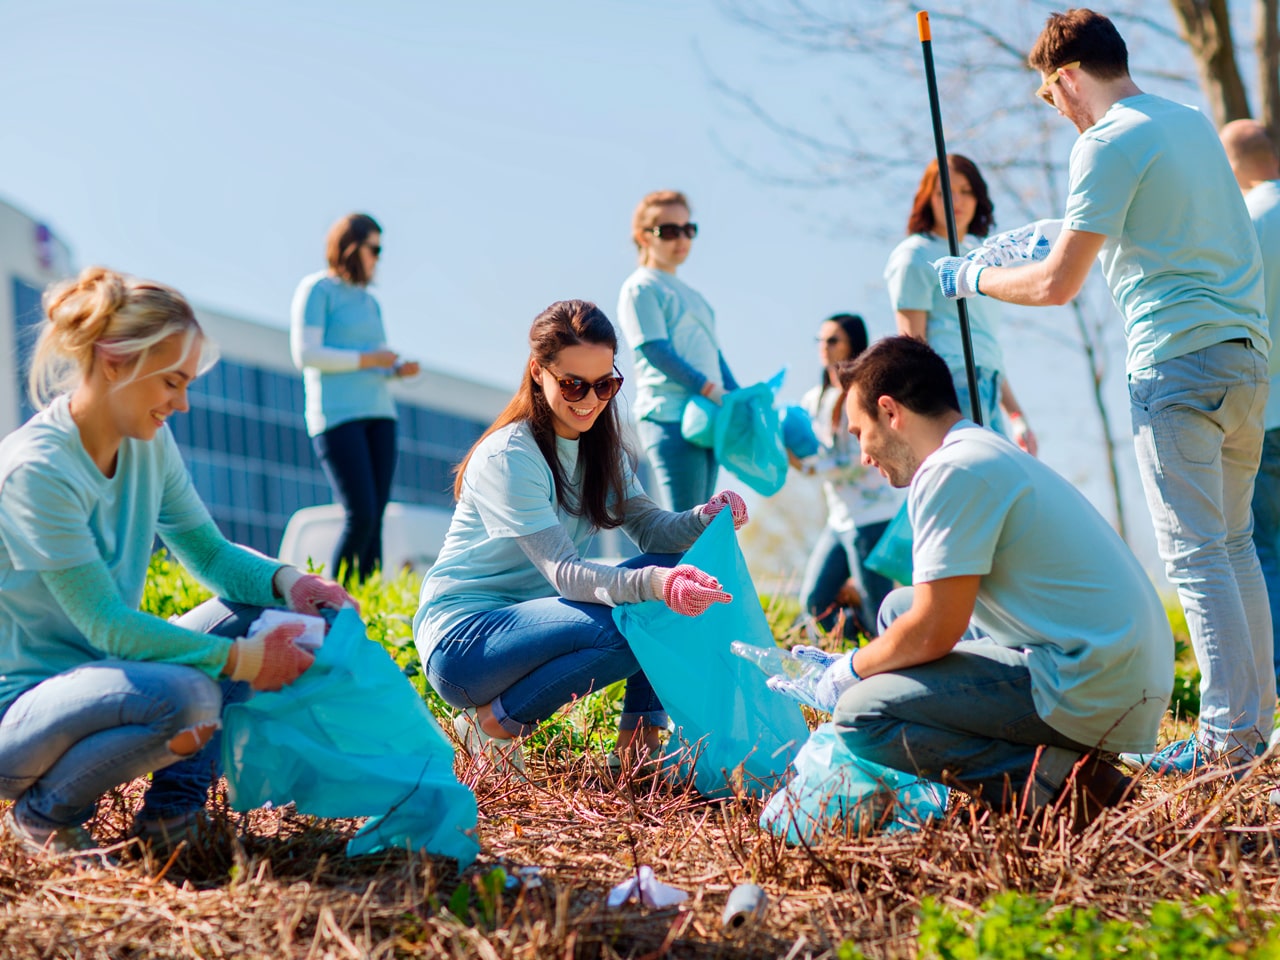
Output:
top-left (426, 555), bottom-right (677, 737)
top-left (0, 598), bottom-right (261, 830)
top-left (1129, 340), bottom-right (1273, 752)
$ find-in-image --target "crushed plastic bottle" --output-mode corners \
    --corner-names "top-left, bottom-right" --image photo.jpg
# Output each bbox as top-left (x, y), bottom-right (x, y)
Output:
top-left (730, 641), bottom-right (827, 711)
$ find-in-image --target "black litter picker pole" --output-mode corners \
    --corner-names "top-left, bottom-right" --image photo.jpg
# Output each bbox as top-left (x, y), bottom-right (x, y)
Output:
top-left (918, 10), bottom-right (983, 425)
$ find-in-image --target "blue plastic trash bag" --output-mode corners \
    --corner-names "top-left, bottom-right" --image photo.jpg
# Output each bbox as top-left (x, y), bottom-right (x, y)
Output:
top-left (780, 404), bottom-right (819, 459)
top-left (761, 722), bottom-right (948, 843)
top-left (222, 608), bottom-right (479, 867)
top-left (681, 394), bottom-right (719, 449)
top-left (864, 500), bottom-right (913, 585)
top-left (612, 511), bottom-right (810, 798)
top-left (715, 371), bottom-right (789, 497)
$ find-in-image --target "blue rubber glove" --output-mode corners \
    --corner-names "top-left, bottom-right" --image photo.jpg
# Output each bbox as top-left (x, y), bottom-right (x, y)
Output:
top-left (765, 646), bottom-right (861, 712)
top-left (934, 258), bottom-right (985, 300)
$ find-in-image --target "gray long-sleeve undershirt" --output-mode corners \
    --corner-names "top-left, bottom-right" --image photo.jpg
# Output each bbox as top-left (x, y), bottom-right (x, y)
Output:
top-left (514, 495), bottom-right (709, 607)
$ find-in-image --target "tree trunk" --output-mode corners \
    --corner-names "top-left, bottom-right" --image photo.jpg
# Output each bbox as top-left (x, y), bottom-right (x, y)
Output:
top-left (1169, 0), bottom-right (1253, 123)
top-left (1258, 0), bottom-right (1280, 142)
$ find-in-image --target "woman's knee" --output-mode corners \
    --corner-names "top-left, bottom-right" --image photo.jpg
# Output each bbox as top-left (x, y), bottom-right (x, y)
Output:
top-left (162, 670), bottom-right (223, 735)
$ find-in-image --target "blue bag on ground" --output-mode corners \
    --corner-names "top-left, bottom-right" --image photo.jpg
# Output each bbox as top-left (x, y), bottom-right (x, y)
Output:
top-left (864, 500), bottom-right (913, 585)
top-left (713, 370), bottom-right (789, 497)
top-left (612, 512), bottom-right (810, 798)
top-left (761, 722), bottom-right (948, 843)
top-left (222, 608), bottom-right (479, 867)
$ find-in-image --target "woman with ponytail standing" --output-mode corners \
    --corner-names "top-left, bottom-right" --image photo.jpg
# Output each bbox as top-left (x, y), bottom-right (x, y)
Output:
top-left (0, 267), bottom-right (354, 858)
top-left (291, 213), bottom-right (420, 583)
top-left (617, 190), bottom-right (740, 511)
top-left (415, 300), bottom-right (747, 777)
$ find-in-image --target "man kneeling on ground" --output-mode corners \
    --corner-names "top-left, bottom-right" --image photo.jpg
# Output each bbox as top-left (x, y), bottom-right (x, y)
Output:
top-left (777, 336), bottom-right (1172, 826)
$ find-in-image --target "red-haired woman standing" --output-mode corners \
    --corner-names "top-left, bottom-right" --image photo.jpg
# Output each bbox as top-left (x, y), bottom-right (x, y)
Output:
top-left (884, 157), bottom-right (1036, 452)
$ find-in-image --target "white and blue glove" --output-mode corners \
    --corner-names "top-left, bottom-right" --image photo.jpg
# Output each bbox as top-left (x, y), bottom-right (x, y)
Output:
top-left (765, 645), bottom-right (861, 713)
top-left (933, 258), bottom-right (986, 300)
top-left (967, 218), bottom-right (1061, 268)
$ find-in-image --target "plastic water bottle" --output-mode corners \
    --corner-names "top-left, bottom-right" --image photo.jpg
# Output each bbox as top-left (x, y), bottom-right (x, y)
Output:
top-left (730, 641), bottom-right (825, 708)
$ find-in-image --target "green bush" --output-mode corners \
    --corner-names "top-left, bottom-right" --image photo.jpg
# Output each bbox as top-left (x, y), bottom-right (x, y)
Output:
top-left (902, 890), bottom-right (1280, 959)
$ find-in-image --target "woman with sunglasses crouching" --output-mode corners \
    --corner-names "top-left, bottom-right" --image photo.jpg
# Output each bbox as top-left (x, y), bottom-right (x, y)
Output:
top-left (0, 268), bottom-right (353, 859)
top-left (616, 190), bottom-right (741, 512)
top-left (291, 212), bottom-right (421, 584)
top-left (414, 300), bottom-right (748, 778)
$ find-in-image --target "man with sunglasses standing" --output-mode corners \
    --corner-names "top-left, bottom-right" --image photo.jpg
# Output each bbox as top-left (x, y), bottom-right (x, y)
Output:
top-left (933, 9), bottom-right (1272, 775)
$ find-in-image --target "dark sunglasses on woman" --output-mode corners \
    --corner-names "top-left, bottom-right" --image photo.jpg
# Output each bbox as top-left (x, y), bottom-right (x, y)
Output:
top-left (648, 222), bottom-right (698, 241)
top-left (549, 368), bottom-right (625, 402)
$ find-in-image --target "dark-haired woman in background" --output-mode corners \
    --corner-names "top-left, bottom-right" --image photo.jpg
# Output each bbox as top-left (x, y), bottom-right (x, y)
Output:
top-left (414, 300), bottom-right (747, 777)
top-left (797, 314), bottom-right (903, 638)
top-left (290, 213), bottom-right (421, 583)
top-left (884, 156), bottom-right (1037, 453)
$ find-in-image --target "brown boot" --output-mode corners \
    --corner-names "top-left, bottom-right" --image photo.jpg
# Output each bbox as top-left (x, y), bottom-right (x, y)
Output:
top-left (1057, 752), bottom-right (1134, 831)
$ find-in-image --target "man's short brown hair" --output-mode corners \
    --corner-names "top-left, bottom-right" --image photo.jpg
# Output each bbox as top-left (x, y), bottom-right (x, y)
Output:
top-left (1028, 8), bottom-right (1128, 81)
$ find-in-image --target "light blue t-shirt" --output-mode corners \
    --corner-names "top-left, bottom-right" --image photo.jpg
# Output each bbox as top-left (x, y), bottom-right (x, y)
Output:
top-left (413, 421), bottom-right (644, 658)
top-left (884, 232), bottom-right (1007, 376)
top-left (291, 271), bottom-right (399, 436)
top-left (909, 422), bottom-right (1172, 752)
top-left (0, 396), bottom-right (214, 710)
top-left (1245, 181), bottom-right (1280, 428)
top-left (616, 267), bottom-right (723, 423)
top-left (1064, 94), bottom-right (1269, 374)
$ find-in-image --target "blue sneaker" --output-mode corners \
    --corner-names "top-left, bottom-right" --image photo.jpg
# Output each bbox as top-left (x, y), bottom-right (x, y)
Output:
top-left (1120, 738), bottom-right (1252, 778)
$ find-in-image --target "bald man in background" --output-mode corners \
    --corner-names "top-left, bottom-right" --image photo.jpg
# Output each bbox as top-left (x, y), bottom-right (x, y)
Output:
top-left (1222, 118), bottom-right (1280, 700)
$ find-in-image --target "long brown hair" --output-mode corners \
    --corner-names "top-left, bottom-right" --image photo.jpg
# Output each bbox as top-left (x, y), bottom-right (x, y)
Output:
top-left (453, 300), bottom-right (630, 530)
top-left (905, 155), bottom-right (995, 238)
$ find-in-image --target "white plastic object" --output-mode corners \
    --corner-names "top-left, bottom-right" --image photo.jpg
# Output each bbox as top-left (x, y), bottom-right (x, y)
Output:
top-left (248, 609), bottom-right (328, 651)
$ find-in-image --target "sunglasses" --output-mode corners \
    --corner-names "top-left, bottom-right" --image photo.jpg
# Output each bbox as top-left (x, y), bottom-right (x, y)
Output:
top-left (816, 336), bottom-right (845, 346)
top-left (547, 367), bottom-right (625, 403)
top-left (1035, 61), bottom-right (1080, 105)
top-left (365, 243), bottom-right (383, 257)
top-left (648, 222), bottom-right (698, 241)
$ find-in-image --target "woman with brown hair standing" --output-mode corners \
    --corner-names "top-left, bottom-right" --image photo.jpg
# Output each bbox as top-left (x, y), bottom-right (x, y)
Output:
top-left (290, 213), bottom-right (421, 582)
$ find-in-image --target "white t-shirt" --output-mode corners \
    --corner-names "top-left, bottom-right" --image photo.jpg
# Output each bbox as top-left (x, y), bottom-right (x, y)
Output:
top-left (909, 422), bottom-right (1172, 752)
top-left (413, 421), bottom-right (644, 656)
top-left (801, 384), bottom-right (903, 531)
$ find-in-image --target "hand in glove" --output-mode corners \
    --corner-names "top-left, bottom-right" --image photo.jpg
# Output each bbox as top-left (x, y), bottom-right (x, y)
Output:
top-left (274, 566), bottom-right (358, 615)
top-left (700, 490), bottom-right (749, 530)
top-left (225, 621), bottom-right (315, 692)
top-left (764, 645), bottom-right (861, 713)
top-left (933, 257), bottom-right (986, 300)
top-left (652, 564), bottom-right (733, 616)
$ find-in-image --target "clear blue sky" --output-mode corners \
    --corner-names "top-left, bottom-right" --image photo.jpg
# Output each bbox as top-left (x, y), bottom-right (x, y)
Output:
top-left (5, 0), bottom-right (1217, 572)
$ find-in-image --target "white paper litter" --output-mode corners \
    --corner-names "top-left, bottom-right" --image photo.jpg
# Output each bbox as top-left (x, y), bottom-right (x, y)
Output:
top-left (606, 866), bottom-right (689, 909)
top-left (247, 610), bottom-right (328, 651)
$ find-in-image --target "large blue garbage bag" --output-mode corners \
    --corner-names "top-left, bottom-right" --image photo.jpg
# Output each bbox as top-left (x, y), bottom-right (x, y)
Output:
top-left (761, 722), bottom-right (948, 843)
top-left (680, 371), bottom-right (790, 496)
top-left (222, 608), bottom-right (479, 867)
top-left (612, 512), bottom-right (810, 798)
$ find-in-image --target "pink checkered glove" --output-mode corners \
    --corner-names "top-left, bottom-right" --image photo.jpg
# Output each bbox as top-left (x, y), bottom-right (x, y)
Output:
top-left (700, 490), bottom-right (749, 530)
top-left (653, 564), bottom-right (733, 616)
top-left (273, 566), bottom-right (358, 615)
top-left (226, 621), bottom-right (314, 692)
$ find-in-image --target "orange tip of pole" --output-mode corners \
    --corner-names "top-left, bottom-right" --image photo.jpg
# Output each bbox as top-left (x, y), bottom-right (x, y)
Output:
top-left (917, 11), bottom-right (931, 41)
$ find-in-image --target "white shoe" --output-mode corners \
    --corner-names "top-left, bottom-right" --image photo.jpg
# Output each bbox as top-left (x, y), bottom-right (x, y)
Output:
top-left (452, 710), bottom-right (527, 780)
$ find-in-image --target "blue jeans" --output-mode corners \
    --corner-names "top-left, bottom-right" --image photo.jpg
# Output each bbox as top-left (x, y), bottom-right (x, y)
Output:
top-left (1250, 426), bottom-right (1280, 688)
top-left (951, 366), bottom-right (1005, 434)
top-left (799, 521), bottom-right (893, 637)
top-left (426, 555), bottom-right (676, 737)
top-left (831, 587), bottom-right (1091, 808)
top-left (1129, 341), bottom-right (1274, 751)
top-left (0, 599), bottom-right (259, 830)
top-left (313, 416), bottom-right (398, 581)
top-left (636, 419), bottom-right (718, 512)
